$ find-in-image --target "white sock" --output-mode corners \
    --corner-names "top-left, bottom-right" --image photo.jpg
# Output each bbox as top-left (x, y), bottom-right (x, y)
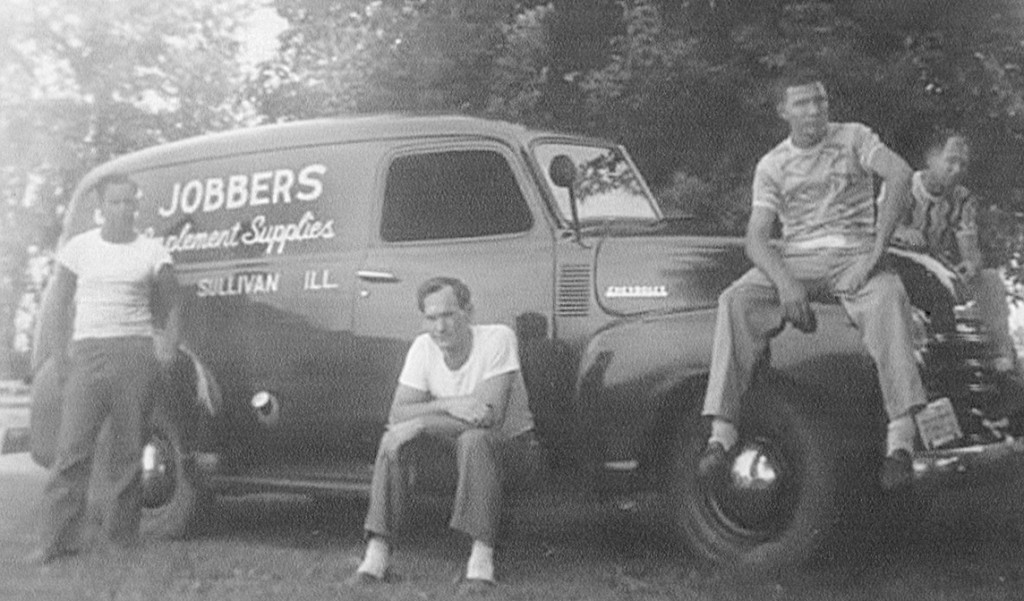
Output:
top-left (356, 536), bottom-right (389, 578)
top-left (465, 540), bottom-right (494, 582)
top-left (709, 418), bottom-right (739, 451)
top-left (886, 414), bottom-right (917, 456)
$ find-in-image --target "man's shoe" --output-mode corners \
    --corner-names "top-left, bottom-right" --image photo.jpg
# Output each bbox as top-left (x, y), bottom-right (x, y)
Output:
top-left (456, 575), bottom-right (496, 597)
top-left (345, 569), bottom-right (396, 587)
top-left (697, 441), bottom-right (729, 483)
top-left (25, 546), bottom-right (79, 566)
top-left (994, 355), bottom-right (1016, 373)
top-left (880, 449), bottom-right (913, 490)
top-left (345, 571), bottom-right (381, 587)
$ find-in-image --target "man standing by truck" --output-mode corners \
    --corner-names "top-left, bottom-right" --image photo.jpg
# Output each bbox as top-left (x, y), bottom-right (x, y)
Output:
top-left (352, 277), bottom-right (539, 590)
top-left (699, 71), bottom-right (927, 490)
top-left (30, 173), bottom-right (181, 563)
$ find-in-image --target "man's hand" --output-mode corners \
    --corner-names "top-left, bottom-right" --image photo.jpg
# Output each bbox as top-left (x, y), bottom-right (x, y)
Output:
top-left (153, 331), bottom-right (177, 371)
top-left (778, 280), bottom-right (817, 333)
top-left (836, 254), bottom-right (878, 296)
top-left (744, 206), bottom-right (815, 334)
top-left (385, 418), bottom-right (426, 448)
top-left (891, 227), bottom-right (926, 250)
top-left (443, 397), bottom-right (493, 427)
top-left (955, 260), bottom-right (978, 281)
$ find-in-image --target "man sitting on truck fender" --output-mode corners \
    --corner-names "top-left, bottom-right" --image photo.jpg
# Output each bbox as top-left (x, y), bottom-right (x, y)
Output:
top-left (351, 277), bottom-right (540, 590)
top-left (891, 131), bottom-right (1016, 372)
top-left (699, 70), bottom-right (927, 490)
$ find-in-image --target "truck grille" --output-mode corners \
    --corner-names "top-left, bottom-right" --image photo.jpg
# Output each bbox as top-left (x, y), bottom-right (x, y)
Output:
top-left (556, 264), bottom-right (591, 317)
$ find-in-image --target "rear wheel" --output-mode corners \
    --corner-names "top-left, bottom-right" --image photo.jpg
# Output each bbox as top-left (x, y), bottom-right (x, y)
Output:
top-left (138, 403), bottom-right (208, 539)
top-left (670, 382), bottom-right (839, 577)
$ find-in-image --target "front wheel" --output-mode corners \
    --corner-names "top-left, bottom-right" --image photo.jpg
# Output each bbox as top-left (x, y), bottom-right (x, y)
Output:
top-left (670, 382), bottom-right (839, 577)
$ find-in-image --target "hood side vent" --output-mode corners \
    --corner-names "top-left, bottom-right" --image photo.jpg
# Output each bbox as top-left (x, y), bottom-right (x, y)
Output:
top-left (556, 264), bottom-right (591, 317)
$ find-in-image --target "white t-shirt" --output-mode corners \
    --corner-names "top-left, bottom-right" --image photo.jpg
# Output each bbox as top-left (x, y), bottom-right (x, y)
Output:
top-left (398, 324), bottom-right (534, 438)
top-left (57, 228), bottom-right (173, 341)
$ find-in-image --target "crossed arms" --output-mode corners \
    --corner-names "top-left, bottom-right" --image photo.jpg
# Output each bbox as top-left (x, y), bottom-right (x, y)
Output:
top-left (389, 371), bottom-right (513, 427)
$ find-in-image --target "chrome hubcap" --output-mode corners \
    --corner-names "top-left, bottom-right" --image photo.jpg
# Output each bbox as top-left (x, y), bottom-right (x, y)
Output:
top-left (707, 439), bottom-right (793, 534)
top-left (140, 435), bottom-right (176, 509)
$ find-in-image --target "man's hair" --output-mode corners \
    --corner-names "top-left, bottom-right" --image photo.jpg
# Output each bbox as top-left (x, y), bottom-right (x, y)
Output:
top-left (770, 68), bottom-right (827, 107)
top-left (923, 129), bottom-right (969, 162)
top-left (416, 276), bottom-right (472, 312)
top-left (94, 173), bottom-right (139, 203)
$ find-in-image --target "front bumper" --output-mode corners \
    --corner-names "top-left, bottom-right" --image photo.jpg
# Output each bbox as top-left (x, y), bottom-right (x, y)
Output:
top-left (912, 437), bottom-right (1024, 489)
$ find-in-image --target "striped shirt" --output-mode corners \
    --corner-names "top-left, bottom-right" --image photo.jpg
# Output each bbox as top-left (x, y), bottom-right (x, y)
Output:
top-left (907, 170), bottom-right (977, 265)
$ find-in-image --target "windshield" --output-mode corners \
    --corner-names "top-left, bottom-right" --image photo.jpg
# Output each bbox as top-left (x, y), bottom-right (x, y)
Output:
top-left (533, 142), bottom-right (661, 223)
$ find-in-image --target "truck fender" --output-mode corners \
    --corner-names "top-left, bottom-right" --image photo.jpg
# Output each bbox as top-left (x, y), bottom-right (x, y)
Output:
top-left (177, 345), bottom-right (221, 418)
top-left (573, 304), bottom-right (887, 471)
top-left (572, 309), bottom-right (719, 467)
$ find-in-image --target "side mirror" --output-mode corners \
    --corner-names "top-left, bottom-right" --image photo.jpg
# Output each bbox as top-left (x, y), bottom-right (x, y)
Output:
top-left (547, 154), bottom-right (586, 247)
top-left (548, 155), bottom-right (577, 189)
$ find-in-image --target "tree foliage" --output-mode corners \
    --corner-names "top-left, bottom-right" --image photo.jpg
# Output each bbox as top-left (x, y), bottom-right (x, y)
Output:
top-left (253, 0), bottom-right (1024, 225)
top-left (0, 0), bottom-right (255, 375)
top-left (3, 0), bottom-right (1024, 374)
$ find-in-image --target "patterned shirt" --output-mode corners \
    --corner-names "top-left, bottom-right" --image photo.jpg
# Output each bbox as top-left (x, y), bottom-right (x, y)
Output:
top-left (753, 122), bottom-right (889, 252)
top-left (907, 170), bottom-right (977, 266)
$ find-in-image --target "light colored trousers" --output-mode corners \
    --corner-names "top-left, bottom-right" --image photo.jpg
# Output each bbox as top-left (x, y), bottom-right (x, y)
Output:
top-left (702, 251), bottom-right (927, 423)
top-left (364, 416), bottom-right (541, 546)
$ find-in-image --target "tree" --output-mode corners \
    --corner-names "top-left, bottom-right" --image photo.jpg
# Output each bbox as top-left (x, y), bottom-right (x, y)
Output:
top-left (248, 0), bottom-right (544, 119)
top-left (0, 0), bottom-right (257, 377)
top-left (251, 1), bottom-right (1019, 209)
top-left (8, 0), bottom-right (1023, 375)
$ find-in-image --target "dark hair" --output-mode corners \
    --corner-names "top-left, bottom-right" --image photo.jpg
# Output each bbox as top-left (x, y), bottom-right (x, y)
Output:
top-left (94, 173), bottom-right (139, 203)
top-left (922, 129), bottom-right (969, 162)
top-left (770, 69), bottom-right (827, 107)
top-left (416, 276), bottom-right (472, 312)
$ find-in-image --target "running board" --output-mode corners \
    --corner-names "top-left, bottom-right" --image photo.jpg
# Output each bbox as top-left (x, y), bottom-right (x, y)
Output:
top-left (204, 473), bottom-right (372, 497)
top-left (0, 426), bottom-right (29, 455)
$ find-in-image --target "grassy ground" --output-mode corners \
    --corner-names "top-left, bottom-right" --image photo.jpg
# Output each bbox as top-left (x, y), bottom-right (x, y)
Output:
top-left (3, 385), bottom-right (1024, 601)
top-left (3, 480), bottom-right (1023, 601)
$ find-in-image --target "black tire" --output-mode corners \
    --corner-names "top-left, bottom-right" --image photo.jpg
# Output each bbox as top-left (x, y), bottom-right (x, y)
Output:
top-left (670, 381), bottom-right (839, 578)
top-left (138, 403), bottom-right (208, 539)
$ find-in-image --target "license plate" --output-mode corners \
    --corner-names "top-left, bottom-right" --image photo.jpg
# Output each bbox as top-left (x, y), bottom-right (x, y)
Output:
top-left (915, 397), bottom-right (963, 450)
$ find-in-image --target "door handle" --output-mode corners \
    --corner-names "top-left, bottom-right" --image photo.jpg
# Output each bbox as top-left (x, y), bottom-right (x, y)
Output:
top-left (357, 270), bottom-right (400, 283)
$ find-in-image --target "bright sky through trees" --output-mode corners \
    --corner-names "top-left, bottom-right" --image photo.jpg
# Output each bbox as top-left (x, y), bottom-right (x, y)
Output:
top-left (239, 4), bottom-right (287, 71)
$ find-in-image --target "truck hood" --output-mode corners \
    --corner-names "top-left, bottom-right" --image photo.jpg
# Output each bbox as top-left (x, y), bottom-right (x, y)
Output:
top-left (593, 235), bottom-right (750, 316)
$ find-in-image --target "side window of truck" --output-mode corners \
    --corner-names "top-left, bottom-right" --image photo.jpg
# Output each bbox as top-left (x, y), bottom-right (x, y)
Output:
top-left (380, 150), bottom-right (533, 241)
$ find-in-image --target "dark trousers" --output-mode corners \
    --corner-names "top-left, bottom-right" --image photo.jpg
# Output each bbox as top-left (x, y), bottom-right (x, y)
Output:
top-left (39, 337), bottom-right (161, 554)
